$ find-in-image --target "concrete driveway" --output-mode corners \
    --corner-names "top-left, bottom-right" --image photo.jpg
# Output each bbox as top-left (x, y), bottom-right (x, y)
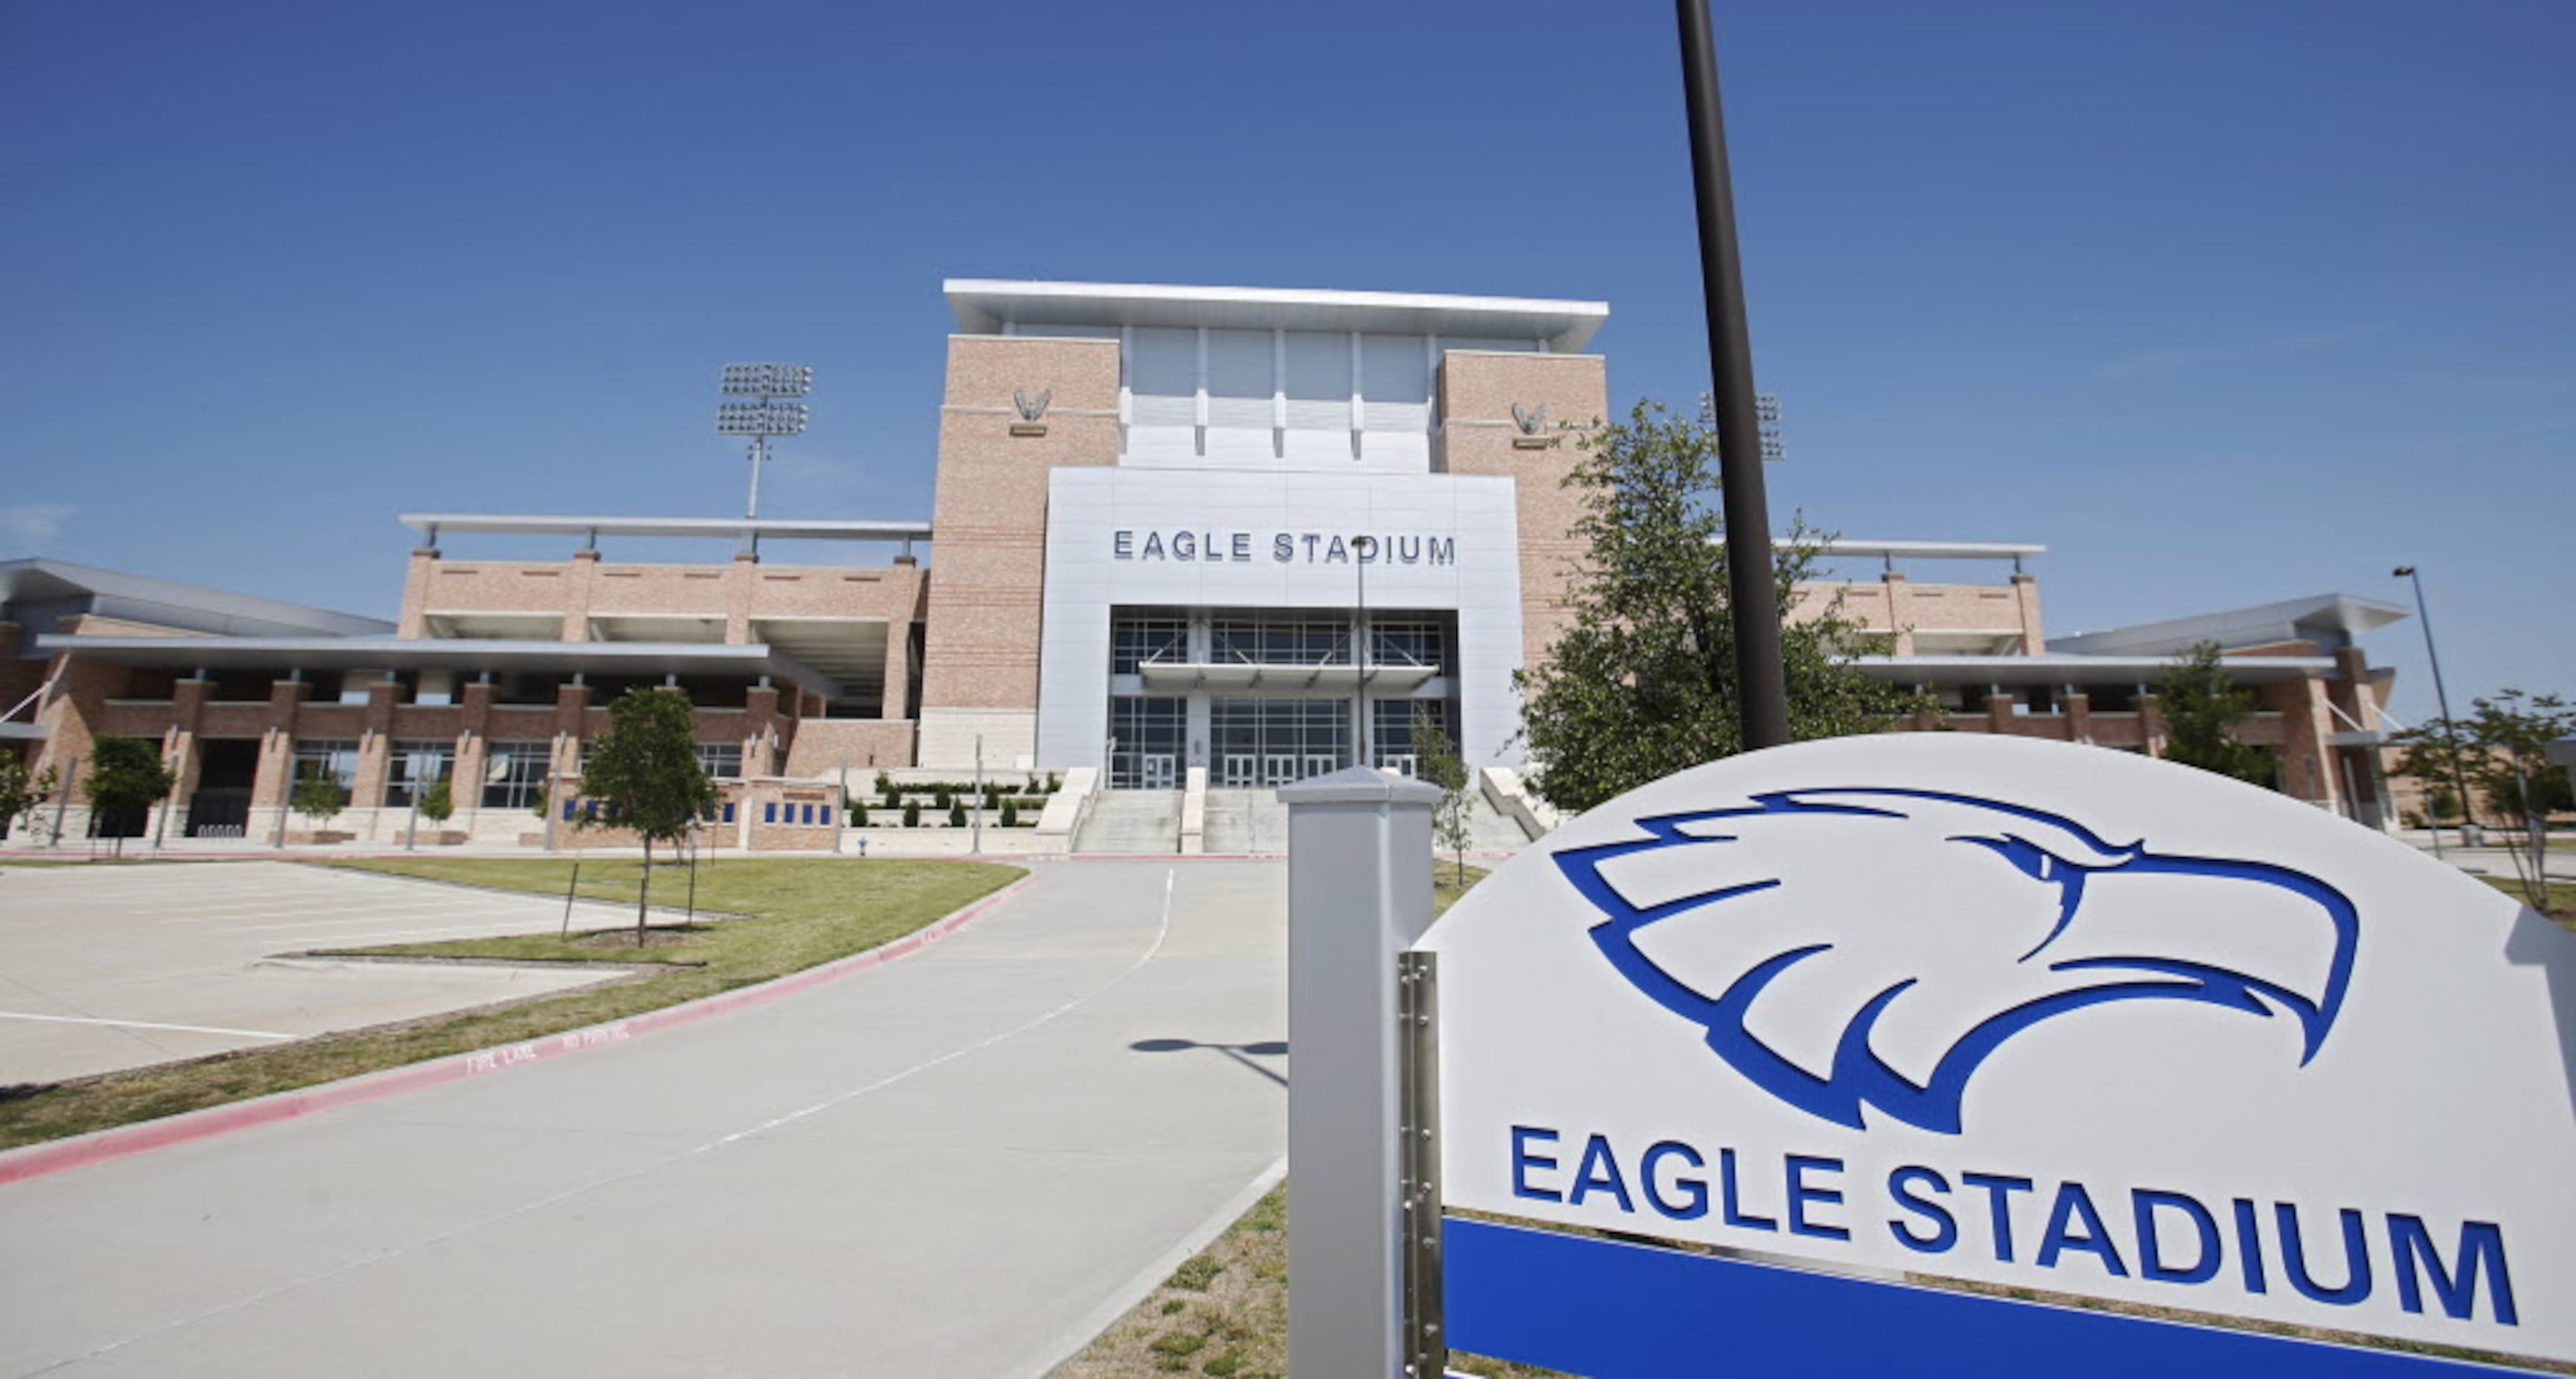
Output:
top-left (0, 862), bottom-right (642, 1084)
top-left (0, 858), bottom-right (1288, 1378)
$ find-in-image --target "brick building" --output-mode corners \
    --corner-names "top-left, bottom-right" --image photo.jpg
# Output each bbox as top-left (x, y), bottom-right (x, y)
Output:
top-left (0, 280), bottom-right (2411, 847)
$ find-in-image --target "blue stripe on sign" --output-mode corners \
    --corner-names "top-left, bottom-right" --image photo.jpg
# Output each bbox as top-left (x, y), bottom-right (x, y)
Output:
top-left (1443, 1217), bottom-right (2508, 1378)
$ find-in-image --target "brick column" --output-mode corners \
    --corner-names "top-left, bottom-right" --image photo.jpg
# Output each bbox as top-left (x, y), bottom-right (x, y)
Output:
top-left (562, 547), bottom-right (602, 641)
top-left (2012, 573), bottom-right (2046, 654)
top-left (454, 679), bottom-right (494, 825)
top-left (745, 684), bottom-right (782, 775)
top-left (167, 678), bottom-right (210, 836)
top-left (396, 548), bottom-right (440, 639)
top-left (352, 680), bottom-right (399, 809)
top-left (2064, 690), bottom-right (2093, 745)
top-left (1881, 572), bottom-right (1914, 654)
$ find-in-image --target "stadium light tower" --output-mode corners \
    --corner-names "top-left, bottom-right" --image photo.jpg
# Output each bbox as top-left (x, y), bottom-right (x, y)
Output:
top-left (717, 363), bottom-right (812, 520)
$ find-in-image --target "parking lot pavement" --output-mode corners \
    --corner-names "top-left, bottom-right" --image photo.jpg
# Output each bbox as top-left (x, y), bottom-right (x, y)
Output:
top-left (0, 858), bottom-right (1288, 1378)
top-left (0, 862), bottom-right (637, 1083)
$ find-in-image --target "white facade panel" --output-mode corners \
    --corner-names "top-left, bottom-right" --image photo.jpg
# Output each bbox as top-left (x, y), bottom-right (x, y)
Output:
top-left (1036, 466), bottom-right (1527, 772)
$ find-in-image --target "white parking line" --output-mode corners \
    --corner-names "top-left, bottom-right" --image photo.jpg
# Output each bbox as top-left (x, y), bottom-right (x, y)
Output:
top-left (0, 1010), bottom-right (292, 1040)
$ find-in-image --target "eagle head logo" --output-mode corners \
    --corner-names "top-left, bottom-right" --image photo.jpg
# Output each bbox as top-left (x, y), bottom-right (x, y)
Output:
top-left (1554, 788), bottom-right (2359, 1134)
top-left (1012, 387), bottom-right (1051, 423)
top-left (1511, 401), bottom-right (1548, 435)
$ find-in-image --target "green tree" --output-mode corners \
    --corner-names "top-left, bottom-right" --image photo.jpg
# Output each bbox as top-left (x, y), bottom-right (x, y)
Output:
top-left (2398, 690), bottom-right (2573, 912)
top-left (12, 765), bottom-right (59, 844)
top-left (1515, 399), bottom-right (1920, 814)
top-left (0, 758), bottom-right (30, 842)
top-left (580, 688), bottom-right (720, 944)
top-left (417, 778), bottom-right (454, 841)
top-left (2155, 641), bottom-right (2274, 787)
top-left (1412, 709), bottom-right (1474, 885)
top-left (289, 773), bottom-right (348, 834)
top-left (87, 736), bottom-right (176, 855)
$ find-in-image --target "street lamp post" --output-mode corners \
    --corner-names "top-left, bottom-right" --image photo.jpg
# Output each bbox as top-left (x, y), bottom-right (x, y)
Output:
top-left (2394, 565), bottom-right (2475, 853)
top-left (1354, 535), bottom-right (1377, 771)
top-left (1675, 0), bottom-right (1789, 750)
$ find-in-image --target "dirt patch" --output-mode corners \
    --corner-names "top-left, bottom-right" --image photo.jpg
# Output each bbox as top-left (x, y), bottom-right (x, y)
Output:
top-left (575, 927), bottom-right (705, 950)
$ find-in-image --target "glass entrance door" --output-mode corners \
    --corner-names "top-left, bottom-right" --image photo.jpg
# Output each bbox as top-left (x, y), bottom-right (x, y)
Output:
top-left (1142, 753), bottom-right (1178, 790)
top-left (1222, 754), bottom-right (1258, 787)
top-left (1263, 755), bottom-right (1299, 786)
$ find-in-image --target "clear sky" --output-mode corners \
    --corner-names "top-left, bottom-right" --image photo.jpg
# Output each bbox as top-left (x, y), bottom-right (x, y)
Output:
top-left (4, 1), bottom-right (2568, 720)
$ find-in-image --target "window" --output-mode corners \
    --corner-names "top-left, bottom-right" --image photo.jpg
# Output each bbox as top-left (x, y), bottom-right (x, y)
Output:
top-left (696, 743), bottom-right (743, 779)
top-left (1108, 696), bottom-right (1187, 789)
top-left (1211, 699), bottom-right (1352, 786)
top-left (1111, 617), bottom-right (1189, 675)
top-left (482, 742), bottom-right (551, 810)
top-left (291, 739), bottom-right (360, 790)
top-left (1371, 698), bottom-right (1454, 767)
top-left (1368, 620), bottom-right (1447, 672)
top-left (385, 741), bottom-right (451, 808)
top-left (1213, 618), bottom-right (1349, 667)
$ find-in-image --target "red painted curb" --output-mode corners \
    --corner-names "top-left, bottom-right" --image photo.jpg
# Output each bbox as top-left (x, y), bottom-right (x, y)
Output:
top-left (0, 874), bottom-right (1035, 1188)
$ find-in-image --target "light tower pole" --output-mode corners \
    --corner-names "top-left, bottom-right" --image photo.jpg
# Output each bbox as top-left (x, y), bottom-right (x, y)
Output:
top-left (717, 363), bottom-right (812, 524)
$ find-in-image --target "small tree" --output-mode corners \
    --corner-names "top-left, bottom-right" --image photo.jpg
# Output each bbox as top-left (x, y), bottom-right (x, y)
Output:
top-left (1517, 399), bottom-right (1921, 814)
top-left (87, 736), bottom-right (176, 855)
top-left (902, 800), bottom-right (921, 828)
top-left (0, 759), bottom-right (30, 842)
top-left (2155, 642), bottom-right (2274, 787)
top-left (851, 801), bottom-right (870, 827)
top-left (1000, 797), bottom-right (1018, 828)
top-left (2398, 690), bottom-right (2572, 912)
top-left (946, 800), bottom-right (966, 828)
top-left (12, 766), bottom-right (59, 844)
top-left (1412, 710), bottom-right (1475, 885)
top-left (418, 778), bottom-right (454, 839)
top-left (580, 688), bottom-right (720, 944)
top-left (290, 772), bottom-right (348, 836)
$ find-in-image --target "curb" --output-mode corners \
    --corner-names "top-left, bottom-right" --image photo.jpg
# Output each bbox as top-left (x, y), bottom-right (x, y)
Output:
top-left (0, 873), bottom-right (1035, 1188)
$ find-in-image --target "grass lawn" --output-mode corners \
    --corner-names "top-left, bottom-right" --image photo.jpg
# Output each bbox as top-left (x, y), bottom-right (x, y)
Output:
top-left (0, 856), bottom-right (1019, 1154)
top-left (2480, 873), bottom-right (2572, 928)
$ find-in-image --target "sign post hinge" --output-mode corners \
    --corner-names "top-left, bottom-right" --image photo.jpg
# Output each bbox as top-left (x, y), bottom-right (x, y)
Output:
top-left (1398, 949), bottom-right (1446, 1378)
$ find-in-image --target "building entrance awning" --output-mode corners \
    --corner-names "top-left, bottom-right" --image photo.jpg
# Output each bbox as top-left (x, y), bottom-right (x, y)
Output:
top-left (1136, 661), bottom-right (1440, 693)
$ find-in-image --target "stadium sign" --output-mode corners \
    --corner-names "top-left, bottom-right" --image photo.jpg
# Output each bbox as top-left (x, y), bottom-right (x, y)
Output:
top-left (1414, 734), bottom-right (2575, 1374)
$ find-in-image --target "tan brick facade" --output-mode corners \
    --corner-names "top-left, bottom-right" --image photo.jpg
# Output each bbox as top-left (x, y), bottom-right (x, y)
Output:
top-left (918, 336), bottom-right (1120, 717)
top-left (1434, 352), bottom-right (1606, 681)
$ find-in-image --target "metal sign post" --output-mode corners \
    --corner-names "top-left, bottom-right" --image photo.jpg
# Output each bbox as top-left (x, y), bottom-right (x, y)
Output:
top-left (1280, 767), bottom-right (1443, 1379)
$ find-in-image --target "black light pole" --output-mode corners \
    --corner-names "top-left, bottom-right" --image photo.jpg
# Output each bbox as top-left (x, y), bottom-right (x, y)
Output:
top-left (1676, 0), bottom-right (1789, 750)
top-left (2394, 565), bottom-right (2475, 850)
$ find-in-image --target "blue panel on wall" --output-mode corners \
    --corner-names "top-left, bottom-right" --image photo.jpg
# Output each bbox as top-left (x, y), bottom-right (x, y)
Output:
top-left (1444, 1217), bottom-right (2504, 1379)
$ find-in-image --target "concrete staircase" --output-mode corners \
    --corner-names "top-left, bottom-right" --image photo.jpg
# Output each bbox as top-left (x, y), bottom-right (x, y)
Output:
top-left (1075, 790), bottom-right (1183, 855)
top-left (1200, 781), bottom-right (1538, 857)
top-left (1203, 789), bottom-right (1290, 855)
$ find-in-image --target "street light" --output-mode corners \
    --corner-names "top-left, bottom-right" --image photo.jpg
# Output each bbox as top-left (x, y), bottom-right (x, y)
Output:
top-left (2393, 565), bottom-right (2475, 852)
top-left (1354, 535), bottom-right (1378, 772)
top-left (1675, 0), bottom-right (1789, 748)
top-left (717, 363), bottom-right (812, 522)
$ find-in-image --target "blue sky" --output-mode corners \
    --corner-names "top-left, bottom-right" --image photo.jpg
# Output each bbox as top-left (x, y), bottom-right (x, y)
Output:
top-left (4, 1), bottom-right (2568, 719)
